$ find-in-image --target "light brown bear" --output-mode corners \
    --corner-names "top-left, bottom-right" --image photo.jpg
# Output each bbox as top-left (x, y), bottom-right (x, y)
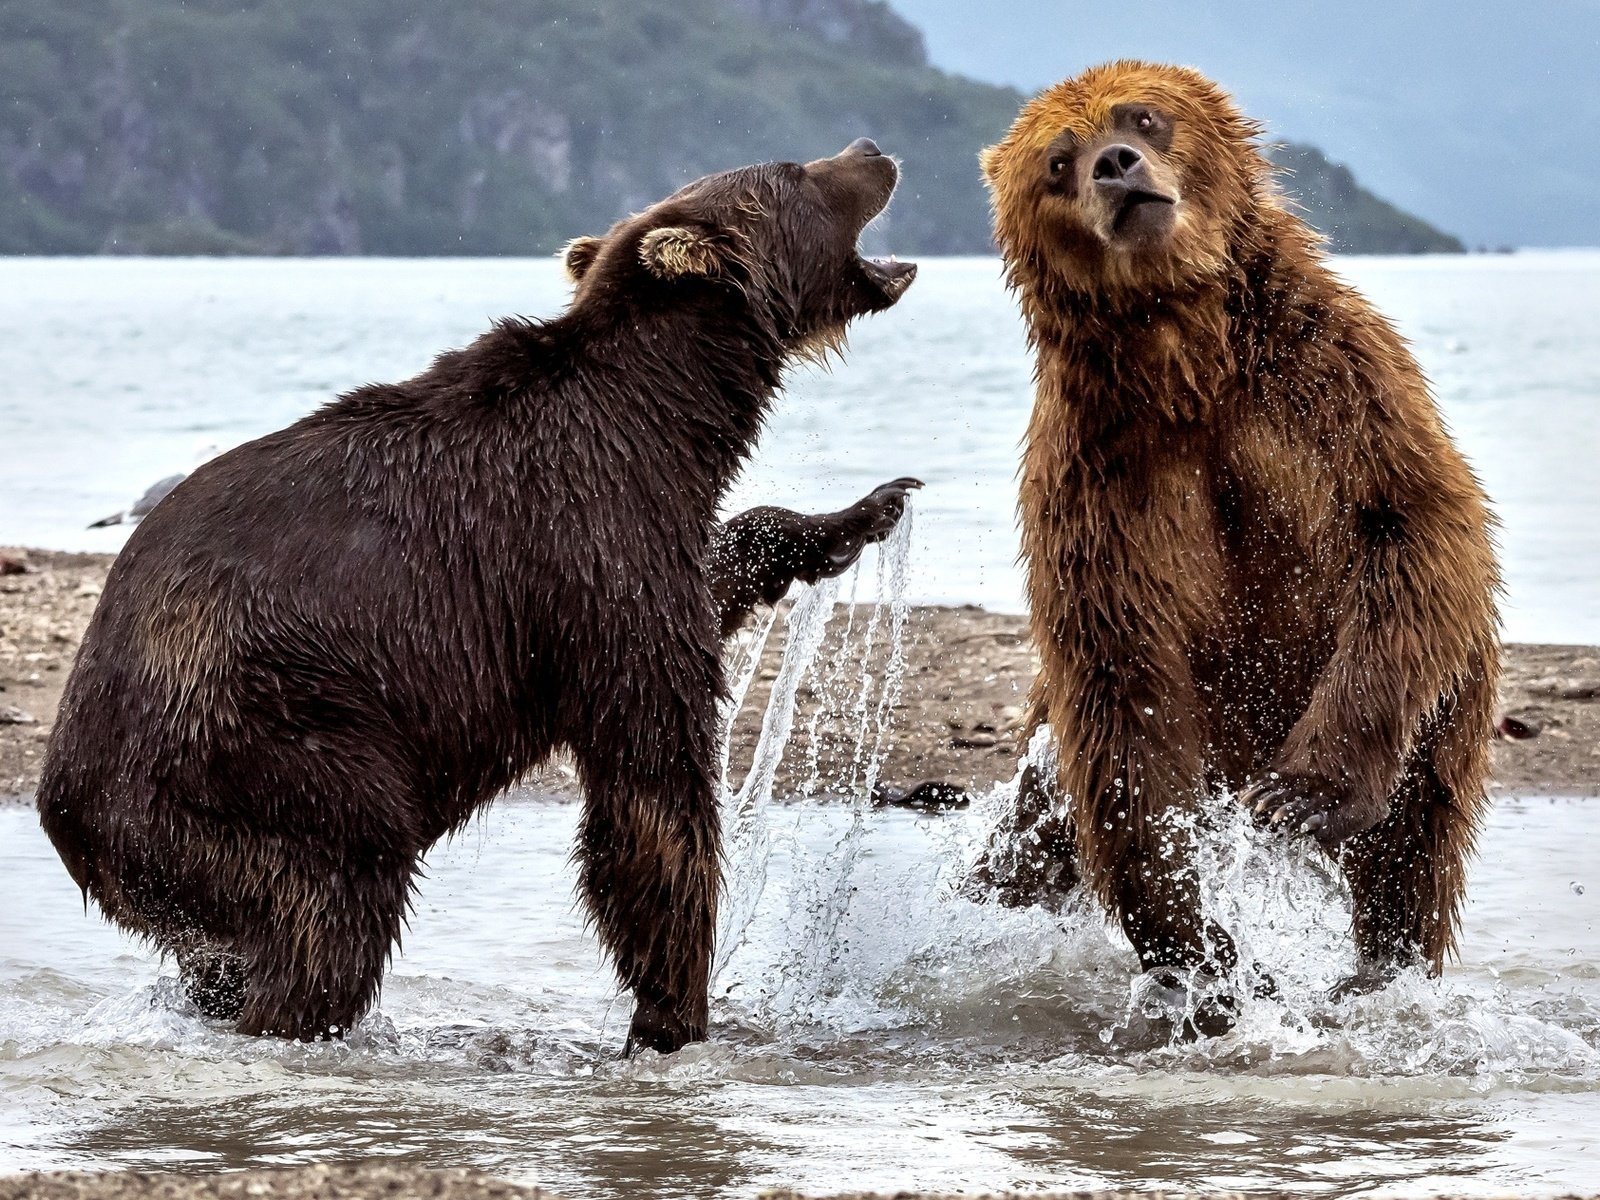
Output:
top-left (972, 61), bottom-right (1501, 1017)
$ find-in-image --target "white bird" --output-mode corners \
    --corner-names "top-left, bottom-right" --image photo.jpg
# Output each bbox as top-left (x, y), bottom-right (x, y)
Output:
top-left (88, 473), bottom-right (188, 528)
top-left (88, 443), bottom-right (220, 529)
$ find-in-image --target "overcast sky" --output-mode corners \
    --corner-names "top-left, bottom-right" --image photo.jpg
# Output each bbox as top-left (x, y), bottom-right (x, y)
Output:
top-left (887, 0), bottom-right (1600, 247)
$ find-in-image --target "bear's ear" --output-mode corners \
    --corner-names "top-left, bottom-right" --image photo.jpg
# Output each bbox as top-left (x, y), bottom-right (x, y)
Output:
top-left (561, 236), bottom-right (604, 282)
top-left (978, 143), bottom-right (1003, 184)
top-left (638, 225), bottom-right (726, 279)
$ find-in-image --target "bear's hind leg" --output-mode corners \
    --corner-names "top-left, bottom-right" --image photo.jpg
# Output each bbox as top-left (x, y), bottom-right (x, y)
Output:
top-left (572, 679), bottom-right (722, 1056)
top-left (233, 853), bottom-right (414, 1041)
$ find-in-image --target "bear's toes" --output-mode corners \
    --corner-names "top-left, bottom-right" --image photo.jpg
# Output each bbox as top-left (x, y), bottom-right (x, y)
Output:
top-left (1243, 773), bottom-right (1385, 847)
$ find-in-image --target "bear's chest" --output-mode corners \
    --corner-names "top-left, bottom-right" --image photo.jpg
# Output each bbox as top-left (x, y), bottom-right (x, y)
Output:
top-left (1208, 422), bottom-right (1349, 646)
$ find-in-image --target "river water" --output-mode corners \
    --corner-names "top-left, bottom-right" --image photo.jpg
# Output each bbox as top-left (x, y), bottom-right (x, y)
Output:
top-left (4, 252), bottom-right (1599, 643)
top-left (2, 785), bottom-right (1597, 1196)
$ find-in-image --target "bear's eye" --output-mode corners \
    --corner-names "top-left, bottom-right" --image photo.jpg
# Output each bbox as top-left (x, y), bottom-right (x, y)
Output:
top-left (1137, 112), bottom-right (1154, 131)
top-left (1048, 155), bottom-right (1070, 177)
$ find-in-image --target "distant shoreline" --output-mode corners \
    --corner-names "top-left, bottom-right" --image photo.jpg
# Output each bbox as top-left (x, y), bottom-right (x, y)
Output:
top-left (19, 247), bottom-right (1600, 261)
top-left (4, 546), bottom-right (1597, 803)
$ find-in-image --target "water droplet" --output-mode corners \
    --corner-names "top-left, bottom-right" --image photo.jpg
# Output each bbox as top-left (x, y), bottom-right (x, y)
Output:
top-left (1572, 881), bottom-right (1586, 895)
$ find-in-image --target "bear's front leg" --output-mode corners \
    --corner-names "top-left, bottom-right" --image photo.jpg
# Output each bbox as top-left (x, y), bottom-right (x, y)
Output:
top-left (1035, 604), bottom-right (1240, 1020)
top-left (570, 634), bottom-right (725, 1055)
top-left (708, 477), bottom-right (921, 637)
top-left (1241, 457), bottom-right (1498, 976)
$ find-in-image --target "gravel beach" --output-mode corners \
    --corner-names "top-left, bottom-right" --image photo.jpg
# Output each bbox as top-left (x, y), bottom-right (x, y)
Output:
top-left (3, 547), bottom-right (1597, 803)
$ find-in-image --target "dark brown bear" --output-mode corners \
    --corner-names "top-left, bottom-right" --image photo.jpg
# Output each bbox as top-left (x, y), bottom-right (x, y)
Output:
top-left (972, 63), bottom-right (1501, 1014)
top-left (37, 139), bottom-right (918, 1054)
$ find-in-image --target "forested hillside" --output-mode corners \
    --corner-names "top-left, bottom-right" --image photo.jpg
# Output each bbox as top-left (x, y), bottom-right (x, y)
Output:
top-left (1268, 143), bottom-right (1464, 255)
top-left (0, 0), bottom-right (1461, 255)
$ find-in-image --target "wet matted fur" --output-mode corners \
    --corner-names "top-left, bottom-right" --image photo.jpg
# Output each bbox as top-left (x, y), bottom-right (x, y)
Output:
top-left (973, 62), bottom-right (1501, 1001)
top-left (37, 142), bottom-right (917, 1053)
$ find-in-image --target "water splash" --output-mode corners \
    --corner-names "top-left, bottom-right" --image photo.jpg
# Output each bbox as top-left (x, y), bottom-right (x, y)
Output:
top-left (714, 504), bottom-right (918, 988)
top-left (714, 513), bottom-right (922, 1024)
top-left (797, 565), bottom-right (861, 798)
top-left (714, 572), bottom-right (843, 980)
top-left (712, 752), bottom-right (1600, 1082)
top-left (8, 786), bottom-right (1600, 1194)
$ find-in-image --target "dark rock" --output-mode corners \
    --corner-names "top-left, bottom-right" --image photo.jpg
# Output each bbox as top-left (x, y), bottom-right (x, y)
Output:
top-left (871, 780), bottom-right (970, 810)
top-left (1497, 713), bottom-right (1541, 740)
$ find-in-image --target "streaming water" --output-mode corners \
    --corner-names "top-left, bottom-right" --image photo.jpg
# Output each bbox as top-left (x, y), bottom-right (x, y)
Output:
top-left (717, 510), bottom-right (914, 985)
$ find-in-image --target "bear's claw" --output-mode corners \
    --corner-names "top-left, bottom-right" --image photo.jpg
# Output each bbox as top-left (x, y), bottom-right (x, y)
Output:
top-left (1242, 772), bottom-right (1384, 847)
top-left (799, 477), bottom-right (922, 583)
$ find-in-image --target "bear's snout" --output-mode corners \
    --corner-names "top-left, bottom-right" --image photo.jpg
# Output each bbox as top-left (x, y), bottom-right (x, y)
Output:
top-left (1092, 144), bottom-right (1146, 185)
top-left (1083, 141), bottom-right (1177, 245)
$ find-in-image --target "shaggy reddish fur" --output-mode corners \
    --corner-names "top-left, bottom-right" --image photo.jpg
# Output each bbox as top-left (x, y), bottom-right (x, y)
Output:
top-left (977, 62), bottom-right (1501, 984)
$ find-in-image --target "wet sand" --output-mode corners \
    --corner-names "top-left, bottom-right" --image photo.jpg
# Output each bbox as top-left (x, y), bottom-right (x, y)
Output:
top-left (3, 547), bottom-right (1597, 803)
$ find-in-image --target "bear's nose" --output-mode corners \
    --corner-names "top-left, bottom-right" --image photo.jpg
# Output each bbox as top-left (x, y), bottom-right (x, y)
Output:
top-left (845, 137), bottom-right (882, 158)
top-left (1092, 144), bottom-right (1145, 183)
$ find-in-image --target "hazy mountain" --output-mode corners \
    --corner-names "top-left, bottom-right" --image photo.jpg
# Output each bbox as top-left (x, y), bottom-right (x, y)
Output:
top-left (1268, 143), bottom-right (1462, 254)
top-left (885, 0), bottom-right (1600, 248)
top-left (0, 0), bottom-right (1020, 255)
top-left (0, 0), bottom-right (1464, 256)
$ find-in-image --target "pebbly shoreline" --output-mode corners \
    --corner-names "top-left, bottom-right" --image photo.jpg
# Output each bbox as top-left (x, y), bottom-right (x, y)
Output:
top-left (3, 547), bottom-right (1597, 804)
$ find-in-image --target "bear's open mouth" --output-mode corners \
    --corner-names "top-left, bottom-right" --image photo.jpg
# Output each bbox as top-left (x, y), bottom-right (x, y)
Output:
top-left (861, 255), bottom-right (918, 301)
top-left (1112, 189), bottom-right (1177, 233)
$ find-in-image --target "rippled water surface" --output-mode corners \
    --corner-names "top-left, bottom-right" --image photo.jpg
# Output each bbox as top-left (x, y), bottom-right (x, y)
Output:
top-left (4, 252), bottom-right (1599, 642)
top-left (3, 790), bottom-right (1598, 1196)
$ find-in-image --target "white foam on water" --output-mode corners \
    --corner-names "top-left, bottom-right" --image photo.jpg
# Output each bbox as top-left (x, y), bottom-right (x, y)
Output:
top-left (706, 772), bottom-right (1600, 1084)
